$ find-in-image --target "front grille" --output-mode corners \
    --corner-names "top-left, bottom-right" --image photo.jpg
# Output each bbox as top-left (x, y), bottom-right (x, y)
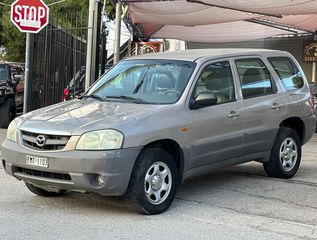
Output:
top-left (21, 131), bottom-right (70, 151)
top-left (17, 167), bottom-right (71, 181)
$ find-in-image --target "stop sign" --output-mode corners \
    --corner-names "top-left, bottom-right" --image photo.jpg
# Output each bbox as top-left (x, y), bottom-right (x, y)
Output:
top-left (10, 0), bottom-right (49, 33)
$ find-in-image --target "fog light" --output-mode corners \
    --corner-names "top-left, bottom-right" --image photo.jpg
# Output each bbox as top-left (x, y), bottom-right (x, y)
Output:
top-left (96, 175), bottom-right (106, 187)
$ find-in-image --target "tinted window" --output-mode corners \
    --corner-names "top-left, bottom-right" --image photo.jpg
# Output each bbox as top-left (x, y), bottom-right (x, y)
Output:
top-left (0, 64), bottom-right (8, 82)
top-left (268, 57), bottom-right (304, 91)
top-left (236, 58), bottom-right (274, 99)
top-left (194, 61), bottom-right (235, 104)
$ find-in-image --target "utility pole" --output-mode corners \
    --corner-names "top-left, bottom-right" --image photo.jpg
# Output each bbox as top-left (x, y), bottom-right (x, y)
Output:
top-left (100, 22), bottom-right (108, 76)
top-left (113, 1), bottom-right (122, 64)
top-left (94, 0), bottom-right (102, 80)
top-left (85, 0), bottom-right (96, 91)
top-left (312, 32), bottom-right (317, 83)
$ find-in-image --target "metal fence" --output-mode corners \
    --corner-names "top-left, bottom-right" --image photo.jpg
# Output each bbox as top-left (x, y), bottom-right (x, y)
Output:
top-left (28, 12), bottom-right (87, 111)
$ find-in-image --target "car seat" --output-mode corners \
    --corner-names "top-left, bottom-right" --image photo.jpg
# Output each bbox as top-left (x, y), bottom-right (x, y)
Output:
top-left (205, 71), bottom-right (229, 103)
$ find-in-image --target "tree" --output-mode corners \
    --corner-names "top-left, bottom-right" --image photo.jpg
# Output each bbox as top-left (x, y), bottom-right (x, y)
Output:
top-left (0, 0), bottom-right (25, 61)
top-left (0, 0), bottom-right (115, 62)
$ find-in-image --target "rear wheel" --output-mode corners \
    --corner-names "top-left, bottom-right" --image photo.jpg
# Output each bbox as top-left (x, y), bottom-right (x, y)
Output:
top-left (263, 127), bottom-right (301, 179)
top-left (25, 183), bottom-right (66, 197)
top-left (0, 98), bottom-right (15, 128)
top-left (128, 148), bottom-right (178, 215)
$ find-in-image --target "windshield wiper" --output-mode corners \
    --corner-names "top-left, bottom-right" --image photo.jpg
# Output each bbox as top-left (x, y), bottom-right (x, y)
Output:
top-left (133, 66), bottom-right (150, 94)
top-left (79, 94), bottom-right (109, 102)
top-left (106, 95), bottom-right (148, 104)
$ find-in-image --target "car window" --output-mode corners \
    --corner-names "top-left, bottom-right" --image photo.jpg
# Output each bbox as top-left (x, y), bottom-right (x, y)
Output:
top-left (88, 60), bottom-right (196, 104)
top-left (268, 57), bottom-right (304, 91)
top-left (194, 61), bottom-right (235, 104)
top-left (0, 64), bottom-right (7, 82)
top-left (235, 58), bottom-right (275, 99)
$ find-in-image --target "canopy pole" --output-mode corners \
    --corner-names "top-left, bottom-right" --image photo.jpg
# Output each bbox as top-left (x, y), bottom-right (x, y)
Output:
top-left (312, 32), bottom-right (317, 83)
top-left (114, 1), bottom-right (122, 64)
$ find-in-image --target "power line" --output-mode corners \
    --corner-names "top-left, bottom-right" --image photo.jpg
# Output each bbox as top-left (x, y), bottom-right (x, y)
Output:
top-left (48, 0), bottom-right (66, 6)
top-left (0, 2), bottom-right (10, 7)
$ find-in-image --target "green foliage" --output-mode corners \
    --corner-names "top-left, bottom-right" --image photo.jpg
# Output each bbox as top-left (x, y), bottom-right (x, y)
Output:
top-left (0, 0), bottom-right (115, 62)
top-left (0, 0), bottom-right (26, 61)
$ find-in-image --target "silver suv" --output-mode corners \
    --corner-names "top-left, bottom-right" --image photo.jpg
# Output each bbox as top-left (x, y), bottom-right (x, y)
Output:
top-left (1, 49), bottom-right (315, 214)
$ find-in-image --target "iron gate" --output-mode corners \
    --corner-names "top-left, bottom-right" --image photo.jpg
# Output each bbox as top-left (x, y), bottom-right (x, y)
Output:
top-left (28, 12), bottom-right (87, 111)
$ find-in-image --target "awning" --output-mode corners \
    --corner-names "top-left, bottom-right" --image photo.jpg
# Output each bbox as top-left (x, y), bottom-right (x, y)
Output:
top-left (123, 0), bottom-right (317, 43)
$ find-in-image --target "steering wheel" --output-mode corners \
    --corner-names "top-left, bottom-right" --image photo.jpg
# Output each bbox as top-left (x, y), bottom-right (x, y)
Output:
top-left (163, 89), bottom-right (181, 96)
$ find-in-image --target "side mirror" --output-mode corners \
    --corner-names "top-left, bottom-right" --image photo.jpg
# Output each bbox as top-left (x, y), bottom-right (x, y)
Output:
top-left (190, 92), bottom-right (217, 109)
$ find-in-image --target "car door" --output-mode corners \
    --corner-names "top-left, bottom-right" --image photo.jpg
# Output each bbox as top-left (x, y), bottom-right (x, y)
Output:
top-left (268, 56), bottom-right (309, 117)
top-left (233, 57), bottom-right (287, 156)
top-left (188, 59), bottom-right (245, 169)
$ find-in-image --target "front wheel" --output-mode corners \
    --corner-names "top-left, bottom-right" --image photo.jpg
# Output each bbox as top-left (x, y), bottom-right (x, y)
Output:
top-left (128, 148), bottom-right (178, 215)
top-left (25, 183), bottom-right (66, 197)
top-left (263, 127), bottom-right (301, 179)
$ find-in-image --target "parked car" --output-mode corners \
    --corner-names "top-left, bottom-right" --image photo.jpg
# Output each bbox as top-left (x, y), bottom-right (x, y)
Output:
top-left (1, 49), bottom-right (315, 215)
top-left (0, 62), bottom-right (24, 128)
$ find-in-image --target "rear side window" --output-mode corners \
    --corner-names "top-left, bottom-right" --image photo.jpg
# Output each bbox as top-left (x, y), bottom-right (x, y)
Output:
top-left (268, 57), bottom-right (304, 91)
top-left (235, 58), bottom-right (275, 99)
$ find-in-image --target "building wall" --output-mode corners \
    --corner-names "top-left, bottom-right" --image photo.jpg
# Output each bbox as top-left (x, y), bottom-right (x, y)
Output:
top-left (187, 36), bottom-right (315, 82)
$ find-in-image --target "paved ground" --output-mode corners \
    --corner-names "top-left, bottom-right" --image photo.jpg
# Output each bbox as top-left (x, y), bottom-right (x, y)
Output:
top-left (1, 128), bottom-right (317, 239)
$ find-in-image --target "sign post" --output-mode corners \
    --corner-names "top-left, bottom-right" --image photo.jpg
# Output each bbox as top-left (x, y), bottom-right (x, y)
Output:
top-left (10, 0), bottom-right (49, 113)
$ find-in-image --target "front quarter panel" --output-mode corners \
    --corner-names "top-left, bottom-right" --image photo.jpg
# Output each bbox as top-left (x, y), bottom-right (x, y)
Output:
top-left (120, 104), bottom-right (190, 149)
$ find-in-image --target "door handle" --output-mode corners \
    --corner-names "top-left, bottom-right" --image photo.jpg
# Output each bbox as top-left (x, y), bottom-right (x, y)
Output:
top-left (271, 103), bottom-right (280, 110)
top-left (227, 111), bottom-right (239, 119)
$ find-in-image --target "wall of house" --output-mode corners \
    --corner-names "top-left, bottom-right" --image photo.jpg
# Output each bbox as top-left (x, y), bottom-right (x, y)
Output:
top-left (187, 36), bottom-right (316, 82)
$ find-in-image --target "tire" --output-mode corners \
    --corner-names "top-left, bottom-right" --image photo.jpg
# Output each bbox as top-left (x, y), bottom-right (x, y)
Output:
top-left (25, 183), bottom-right (66, 197)
top-left (263, 127), bottom-right (301, 179)
top-left (128, 148), bottom-right (178, 215)
top-left (0, 98), bottom-right (15, 128)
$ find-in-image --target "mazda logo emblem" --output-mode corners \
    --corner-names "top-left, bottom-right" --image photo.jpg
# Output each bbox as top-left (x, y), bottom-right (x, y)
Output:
top-left (36, 135), bottom-right (46, 147)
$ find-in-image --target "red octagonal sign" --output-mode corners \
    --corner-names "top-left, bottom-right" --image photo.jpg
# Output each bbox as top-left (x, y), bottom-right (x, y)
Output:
top-left (11, 0), bottom-right (49, 33)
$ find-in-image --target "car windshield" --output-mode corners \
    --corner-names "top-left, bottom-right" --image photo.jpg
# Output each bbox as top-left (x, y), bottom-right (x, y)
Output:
top-left (87, 59), bottom-right (196, 104)
top-left (0, 64), bottom-right (7, 82)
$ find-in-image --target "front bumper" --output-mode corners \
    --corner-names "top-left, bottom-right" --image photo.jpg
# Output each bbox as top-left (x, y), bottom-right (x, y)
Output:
top-left (1, 139), bottom-right (142, 196)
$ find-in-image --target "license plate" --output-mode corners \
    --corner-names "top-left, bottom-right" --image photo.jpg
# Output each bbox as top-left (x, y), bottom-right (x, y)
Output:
top-left (26, 155), bottom-right (49, 168)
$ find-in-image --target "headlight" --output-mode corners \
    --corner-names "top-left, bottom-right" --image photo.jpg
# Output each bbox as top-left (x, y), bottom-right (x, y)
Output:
top-left (7, 120), bottom-right (17, 142)
top-left (76, 129), bottom-right (124, 150)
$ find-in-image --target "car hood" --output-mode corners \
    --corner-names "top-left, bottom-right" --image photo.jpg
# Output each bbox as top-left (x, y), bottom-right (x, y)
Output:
top-left (18, 99), bottom-right (168, 135)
